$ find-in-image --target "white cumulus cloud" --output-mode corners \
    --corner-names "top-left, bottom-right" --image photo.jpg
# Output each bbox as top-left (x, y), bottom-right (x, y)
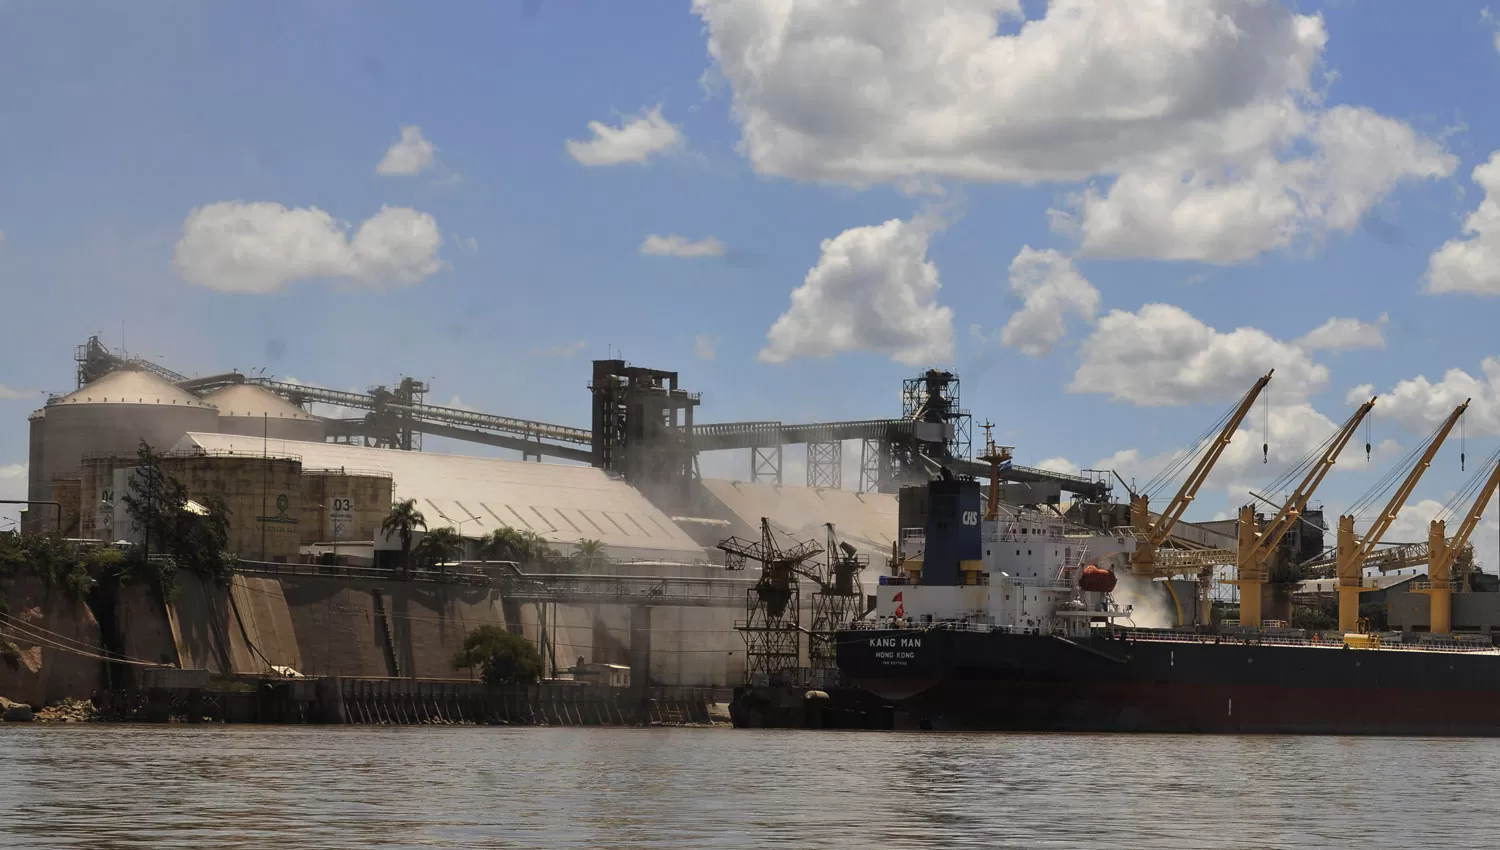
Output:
top-left (760, 216), bottom-right (954, 366)
top-left (1297, 314), bottom-right (1388, 351)
top-left (999, 247), bottom-right (1099, 357)
top-left (376, 125), bottom-right (437, 176)
top-left (1070, 303), bottom-right (1328, 406)
top-left (1036, 457), bottom-right (1080, 476)
top-left (1095, 401), bottom-right (1371, 510)
top-left (1362, 357), bottom-right (1500, 437)
top-left (172, 202), bottom-right (444, 294)
top-left (566, 105), bottom-right (682, 166)
top-left (641, 234), bottom-right (725, 258)
top-left (1427, 150), bottom-right (1500, 296)
top-left (694, 1), bottom-right (1451, 263)
top-left (1066, 106), bottom-right (1454, 263)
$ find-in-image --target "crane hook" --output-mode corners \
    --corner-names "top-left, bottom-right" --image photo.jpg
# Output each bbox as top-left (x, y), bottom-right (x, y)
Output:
top-left (1262, 442), bottom-right (1268, 464)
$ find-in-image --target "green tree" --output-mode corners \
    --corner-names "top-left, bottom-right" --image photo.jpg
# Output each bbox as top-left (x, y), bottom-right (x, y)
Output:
top-left (413, 526), bottom-right (465, 570)
top-left (380, 499), bottom-right (426, 571)
top-left (479, 528), bottom-right (552, 566)
top-left (121, 442), bottom-right (232, 588)
top-left (451, 624), bottom-right (542, 685)
top-left (574, 538), bottom-right (606, 567)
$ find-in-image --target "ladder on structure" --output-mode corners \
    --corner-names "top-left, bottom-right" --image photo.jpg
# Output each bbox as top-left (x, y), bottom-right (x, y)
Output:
top-left (372, 590), bottom-right (402, 678)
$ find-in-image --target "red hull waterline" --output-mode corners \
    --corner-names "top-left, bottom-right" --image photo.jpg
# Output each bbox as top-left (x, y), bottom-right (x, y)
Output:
top-left (857, 678), bottom-right (1500, 736)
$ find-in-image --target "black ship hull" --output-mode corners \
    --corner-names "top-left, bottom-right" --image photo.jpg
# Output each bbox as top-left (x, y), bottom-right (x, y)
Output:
top-left (836, 628), bottom-right (1500, 735)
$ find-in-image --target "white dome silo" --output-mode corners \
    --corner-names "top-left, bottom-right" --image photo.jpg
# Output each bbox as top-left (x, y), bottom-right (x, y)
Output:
top-left (31, 367), bottom-right (220, 512)
top-left (202, 384), bottom-right (326, 443)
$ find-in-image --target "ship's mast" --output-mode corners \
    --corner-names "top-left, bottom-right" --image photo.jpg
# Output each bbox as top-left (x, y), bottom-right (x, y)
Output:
top-left (977, 421), bottom-right (1012, 522)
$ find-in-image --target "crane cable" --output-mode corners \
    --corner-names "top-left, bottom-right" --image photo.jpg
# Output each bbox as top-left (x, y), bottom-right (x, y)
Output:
top-left (1345, 417), bottom-right (1448, 519)
top-left (1262, 383), bottom-right (1270, 464)
top-left (1438, 444), bottom-right (1500, 523)
top-left (1260, 425), bottom-right (1342, 499)
top-left (1140, 392), bottom-right (1243, 499)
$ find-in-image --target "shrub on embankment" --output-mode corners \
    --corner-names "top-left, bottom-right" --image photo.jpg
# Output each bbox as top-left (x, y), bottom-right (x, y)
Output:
top-left (451, 625), bottom-right (542, 685)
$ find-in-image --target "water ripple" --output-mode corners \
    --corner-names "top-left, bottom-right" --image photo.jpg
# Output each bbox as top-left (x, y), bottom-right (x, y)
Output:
top-left (0, 726), bottom-right (1491, 849)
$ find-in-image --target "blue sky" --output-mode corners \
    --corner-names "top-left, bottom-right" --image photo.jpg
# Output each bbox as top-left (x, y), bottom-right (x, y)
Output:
top-left (2, 0), bottom-right (1499, 568)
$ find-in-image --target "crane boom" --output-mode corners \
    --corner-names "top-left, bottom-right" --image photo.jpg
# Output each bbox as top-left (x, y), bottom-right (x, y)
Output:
top-left (1446, 452), bottom-right (1500, 558)
top-left (1422, 447), bottom-right (1500, 634)
top-left (1257, 397), bottom-right (1377, 563)
top-left (1335, 399), bottom-right (1469, 632)
top-left (1131, 371), bottom-right (1273, 579)
top-left (1232, 396), bottom-right (1376, 627)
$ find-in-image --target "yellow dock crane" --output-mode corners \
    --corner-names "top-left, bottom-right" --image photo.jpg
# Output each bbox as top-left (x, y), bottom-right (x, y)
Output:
top-left (1334, 400), bottom-right (1469, 633)
top-left (1418, 444), bottom-right (1500, 634)
top-left (1230, 397), bottom-right (1377, 627)
top-left (1130, 371), bottom-right (1274, 578)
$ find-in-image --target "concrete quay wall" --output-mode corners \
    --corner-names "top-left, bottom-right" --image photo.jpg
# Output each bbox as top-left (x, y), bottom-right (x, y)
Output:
top-left (6, 563), bottom-right (758, 704)
top-left (0, 575), bottom-right (105, 706)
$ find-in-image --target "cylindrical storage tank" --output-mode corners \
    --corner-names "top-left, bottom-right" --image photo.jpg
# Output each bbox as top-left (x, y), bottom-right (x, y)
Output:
top-left (78, 455), bottom-right (127, 541)
top-left (159, 453), bottom-right (304, 561)
top-left (33, 368), bottom-right (219, 518)
top-left (24, 410), bottom-right (46, 533)
top-left (202, 384), bottom-right (325, 443)
top-left (300, 469), bottom-right (394, 546)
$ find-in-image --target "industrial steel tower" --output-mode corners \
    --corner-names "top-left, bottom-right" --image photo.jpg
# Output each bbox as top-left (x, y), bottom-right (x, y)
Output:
top-left (718, 520), bottom-right (824, 686)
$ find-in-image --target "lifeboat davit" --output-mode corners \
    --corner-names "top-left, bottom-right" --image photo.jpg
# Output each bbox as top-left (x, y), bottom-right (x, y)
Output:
top-left (1078, 564), bottom-right (1117, 593)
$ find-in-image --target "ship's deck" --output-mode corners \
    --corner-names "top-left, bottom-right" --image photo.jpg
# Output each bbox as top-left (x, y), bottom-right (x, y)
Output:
top-left (846, 619), bottom-right (1500, 655)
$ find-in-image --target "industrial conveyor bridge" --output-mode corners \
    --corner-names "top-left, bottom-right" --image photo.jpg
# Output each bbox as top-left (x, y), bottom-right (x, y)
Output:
top-left (74, 335), bottom-right (1109, 500)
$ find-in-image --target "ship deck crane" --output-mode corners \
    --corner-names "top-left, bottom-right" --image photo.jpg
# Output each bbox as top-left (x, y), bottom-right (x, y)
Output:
top-left (1419, 444), bottom-right (1500, 634)
top-left (1230, 397), bottom-right (1377, 627)
top-left (1126, 371), bottom-right (1271, 625)
top-left (1334, 400), bottom-right (1469, 632)
top-left (1130, 370), bottom-right (1272, 562)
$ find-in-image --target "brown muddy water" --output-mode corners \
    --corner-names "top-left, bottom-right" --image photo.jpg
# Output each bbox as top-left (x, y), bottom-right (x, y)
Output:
top-left (0, 725), bottom-right (1490, 848)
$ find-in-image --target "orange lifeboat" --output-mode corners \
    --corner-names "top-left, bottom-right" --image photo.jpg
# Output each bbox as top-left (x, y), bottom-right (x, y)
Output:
top-left (1078, 564), bottom-right (1117, 593)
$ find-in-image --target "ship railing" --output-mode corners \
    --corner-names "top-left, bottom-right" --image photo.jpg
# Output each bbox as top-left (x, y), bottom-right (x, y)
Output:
top-left (1410, 580), bottom-right (1463, 592)
top-left (1005, 576), bottom-right (1074, 591)
top-left (845, 618), bottom-right (997, 633)
top-left (1123, 628), bottom-right (1498, 654)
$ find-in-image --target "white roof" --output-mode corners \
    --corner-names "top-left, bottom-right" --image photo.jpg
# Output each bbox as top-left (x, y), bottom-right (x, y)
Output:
top-left (698, 479), bottom-right (898, 562)
top-left (173, 432), bottom-right (704, 559)
top-left (51, 368), bottom-right (213, 410)
top-left (202, 384), bottom-right (316, 422)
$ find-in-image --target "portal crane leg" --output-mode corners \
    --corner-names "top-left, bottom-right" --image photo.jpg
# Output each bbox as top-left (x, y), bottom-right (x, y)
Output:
top-left (1232, 505), bottom-right (1264, 627)
top-left (1336, 516), bottom-right (1364, 633)
top-left (1424, 520), bottom-right (1454, 635)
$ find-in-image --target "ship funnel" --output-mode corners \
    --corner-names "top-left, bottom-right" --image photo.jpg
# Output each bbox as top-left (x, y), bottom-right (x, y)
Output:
top-left (921, 477), bottom-right (983, 587)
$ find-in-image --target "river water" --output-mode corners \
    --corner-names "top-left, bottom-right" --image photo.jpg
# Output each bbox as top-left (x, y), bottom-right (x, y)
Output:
top-left (0, 725), bottom-right (1491, 848)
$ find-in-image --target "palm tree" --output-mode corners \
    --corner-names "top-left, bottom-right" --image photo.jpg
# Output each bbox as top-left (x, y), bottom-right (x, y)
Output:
top-left (381, 499), bottom-right (426, 571)
top-left (574, 538), bottom-right (606, 567)
top-left (414, 526), bottom-right (465, 571)
top-left (480, 528), bottom-right (553, 566)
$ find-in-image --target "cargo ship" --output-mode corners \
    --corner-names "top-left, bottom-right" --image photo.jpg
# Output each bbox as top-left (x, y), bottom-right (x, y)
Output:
top-left (835, 457), bottom-right (1500, 736)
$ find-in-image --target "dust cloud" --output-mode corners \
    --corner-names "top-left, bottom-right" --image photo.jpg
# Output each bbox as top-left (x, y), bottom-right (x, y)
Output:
top-left (1113, 573), bottom-right (1177, 629)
